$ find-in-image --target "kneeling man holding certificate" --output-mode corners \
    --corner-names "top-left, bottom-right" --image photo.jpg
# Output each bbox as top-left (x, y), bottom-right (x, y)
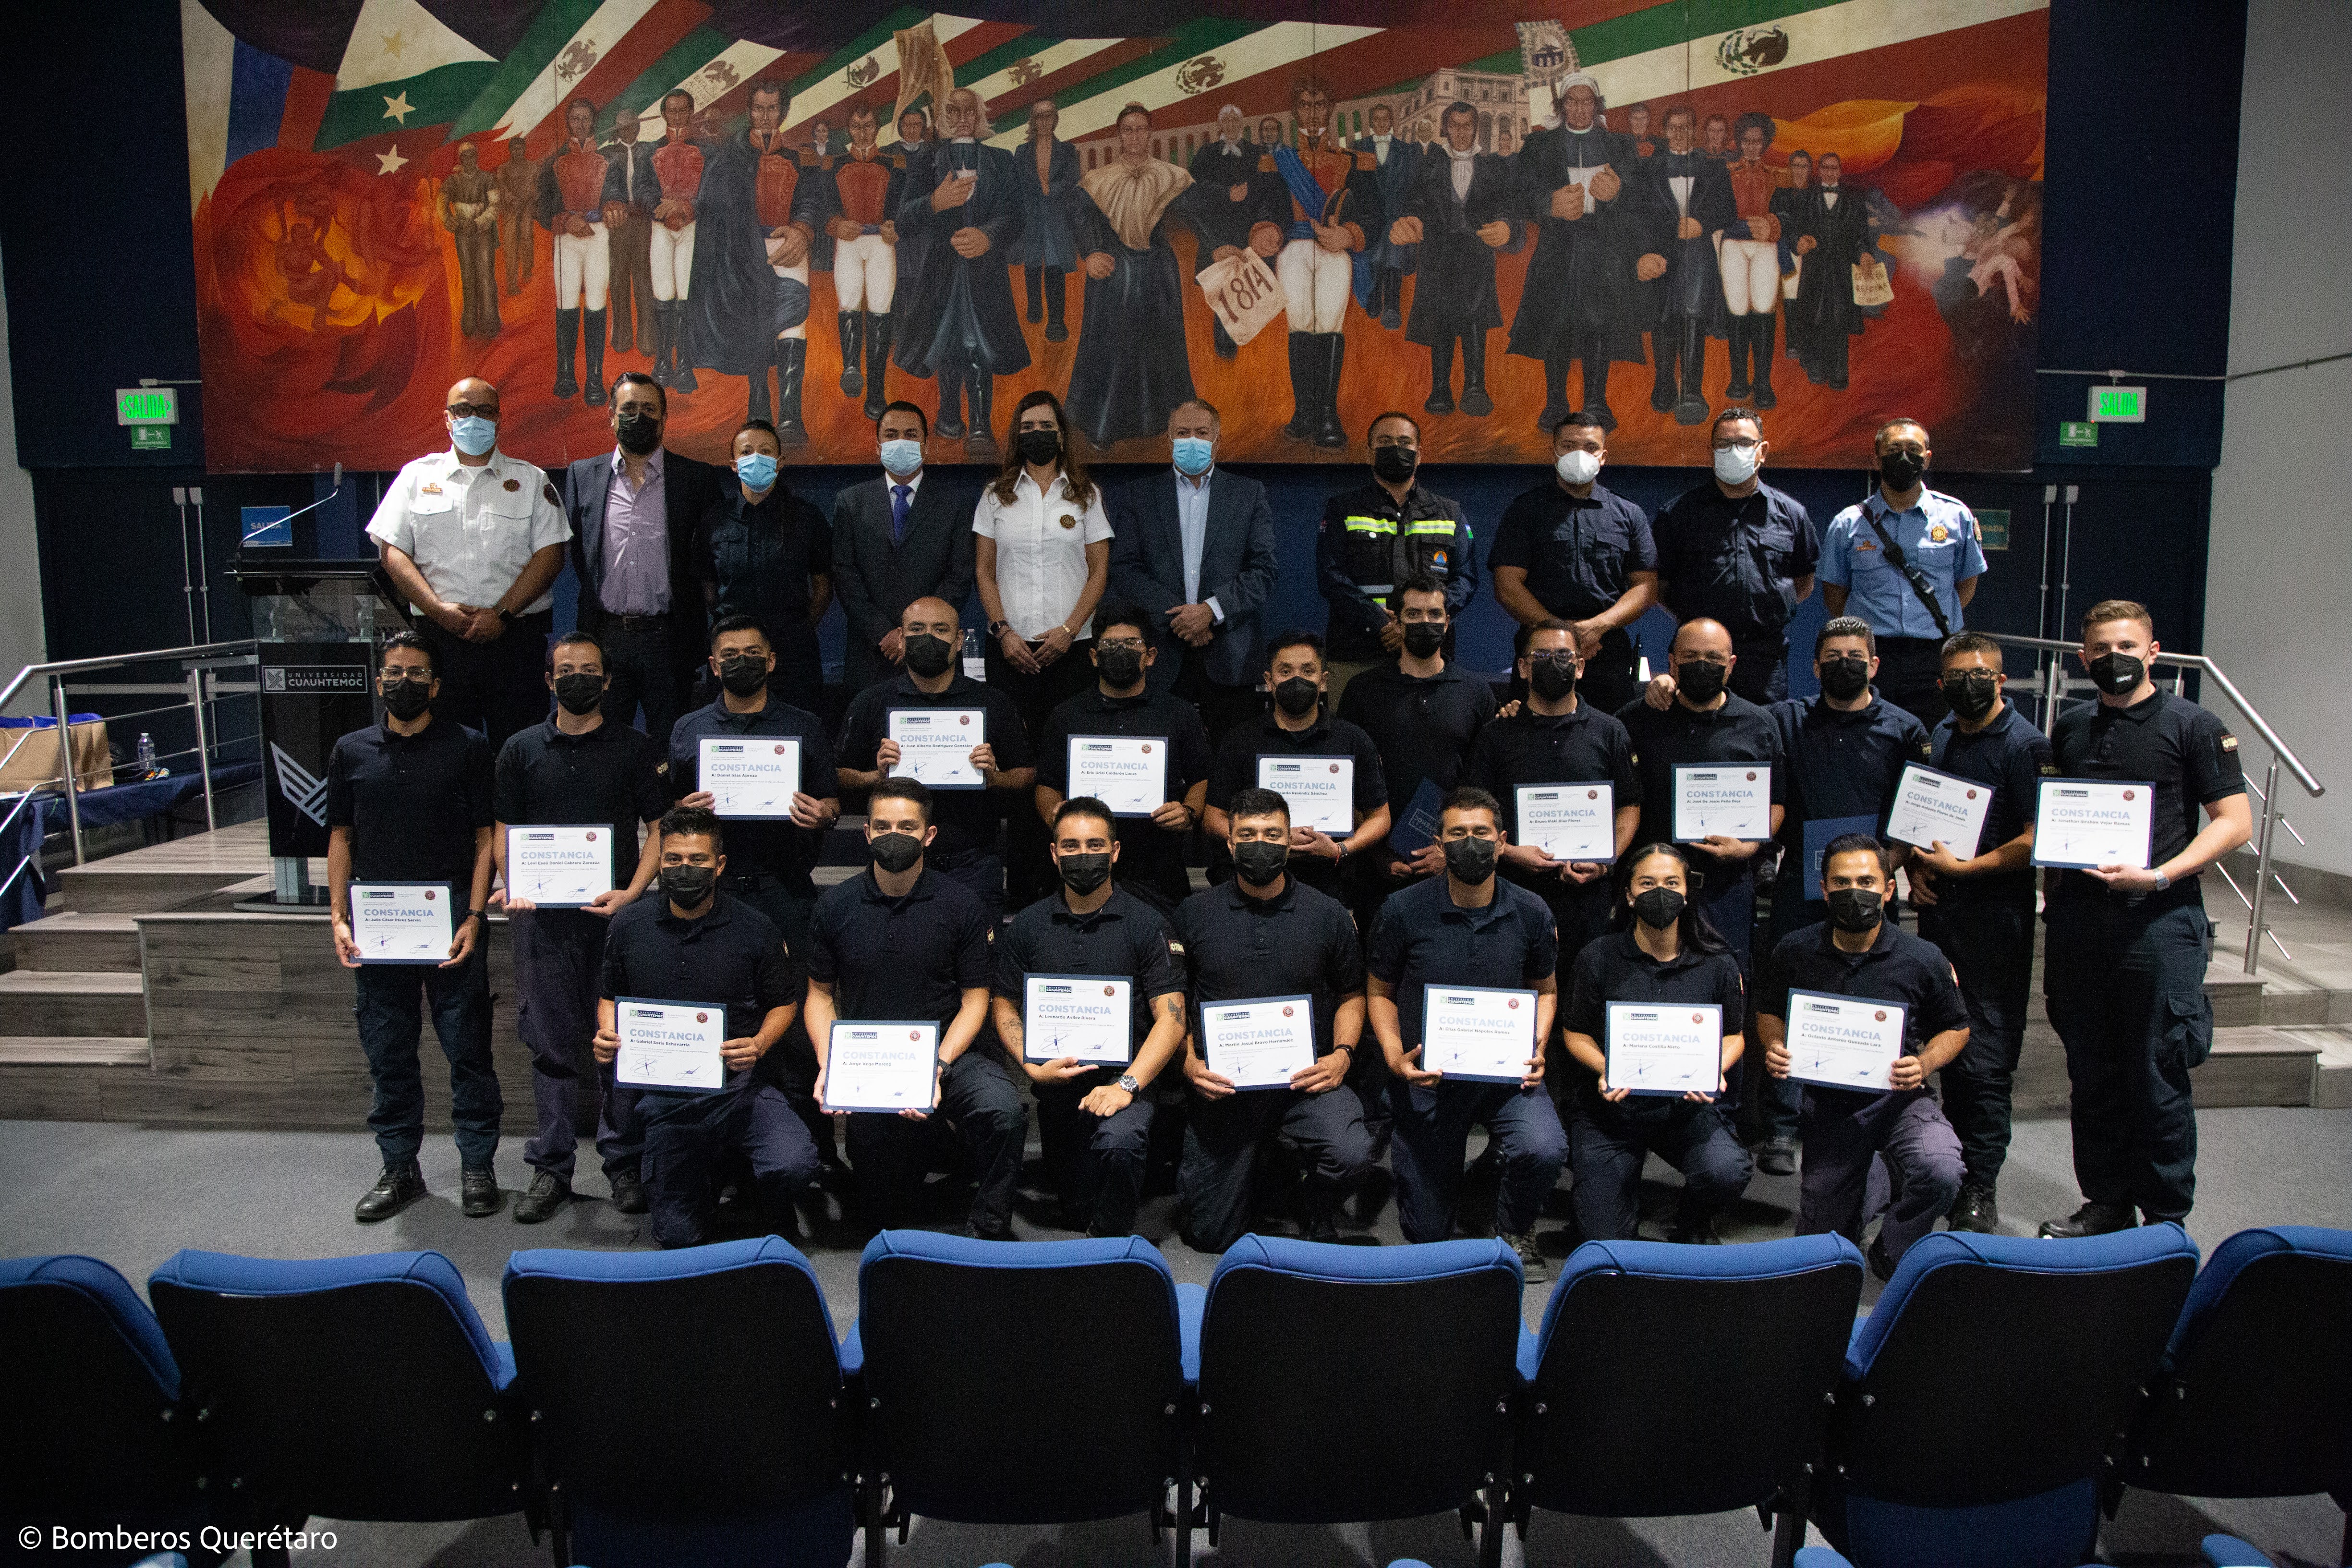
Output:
top-left (992, 797), bottom-right (1189, 1236)
top-left (1759, 834), bottom-right (1968, 1280)
top-left (591, 806), bottom-right (819, 1249)
top-left (1173, 787), bottom-right (1376, 1251)
top-left (1368, 787), bottom-right (1565, 1280)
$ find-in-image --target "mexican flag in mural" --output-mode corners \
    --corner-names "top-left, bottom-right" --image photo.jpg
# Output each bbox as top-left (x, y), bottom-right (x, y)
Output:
top-left (182, 0), bottom-right (2048, 472)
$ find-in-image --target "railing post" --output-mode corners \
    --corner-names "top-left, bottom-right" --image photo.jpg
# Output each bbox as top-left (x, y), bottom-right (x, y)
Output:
top-left (50, 675), bottom-right (84, 865)
top-left (188, 665), bottom-right (218, 834)
top-left (2244, 757), bottom-right (2281, 976)
top-left (2040, 654), bottom-right (2063, 737)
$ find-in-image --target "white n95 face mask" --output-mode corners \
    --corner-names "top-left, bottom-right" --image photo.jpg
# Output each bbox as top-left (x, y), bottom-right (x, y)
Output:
top-left (1713, 443), bottom-right (1761, 484)
top-left (1555, 450), bottom-right (1600, 486)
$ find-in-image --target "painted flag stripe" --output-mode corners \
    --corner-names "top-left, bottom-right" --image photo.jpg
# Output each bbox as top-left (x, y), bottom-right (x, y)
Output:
top-left (182, 0), bottom-right (239, 212)
top-left (984, 18), bottom-right (1265, 138)
top-left (598, 25), bottom-right (736, 134)
top-left (524, 0), bottom-right (709, 148)
top-left (620, 38), bottom-right (789, 136)
top-left (782, 12), bottom-right (989, 131)
top-left (961, 36), bottom-right (1130, 109)
top-left (1576, 0), bottom-right (2045, 105)
top-left (989, 21), bottom-right (1380, 146)
top-left (476, 0), bottom-right (668, 145)
top-left (317, 60), bottom-right (498, 149)
top-left (447, 0), bottom-right (608, 139)
top-left (334, 0), bottom-right (494, 93)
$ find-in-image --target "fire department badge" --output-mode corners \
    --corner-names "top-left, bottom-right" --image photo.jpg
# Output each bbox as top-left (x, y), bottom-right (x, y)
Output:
top-left (1929, 523), bottom-right (1949, 543)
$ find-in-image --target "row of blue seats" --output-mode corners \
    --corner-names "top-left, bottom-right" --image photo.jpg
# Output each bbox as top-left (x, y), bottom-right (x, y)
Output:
top-left (5, 1224), bottom-right (2349, 1568)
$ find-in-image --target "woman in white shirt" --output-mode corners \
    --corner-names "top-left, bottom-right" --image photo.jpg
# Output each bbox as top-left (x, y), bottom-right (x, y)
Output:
top-left (973, 389), bottom-right (1113, 724)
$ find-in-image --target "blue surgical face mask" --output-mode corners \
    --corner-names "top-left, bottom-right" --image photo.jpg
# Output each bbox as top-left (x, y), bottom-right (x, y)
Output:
top-left (736, 452), bottom-right (779, 490)
top-left (880, 439), bottom-right (924, 478)
top-left (449, 415), bottom-right (497, 457)
top-left (1172, 437), bottom-right (1215, 477)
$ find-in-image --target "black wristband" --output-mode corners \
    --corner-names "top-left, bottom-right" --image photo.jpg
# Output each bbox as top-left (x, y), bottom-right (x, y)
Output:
top-left (466, 909), bottom-right (486, 921)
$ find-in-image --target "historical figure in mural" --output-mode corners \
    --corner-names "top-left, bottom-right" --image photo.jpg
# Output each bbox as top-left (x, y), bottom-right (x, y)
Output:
top-left (600, 111), bottom-right (657, 355)
top-left (647, 87), bottom-right (707, 391)
top-left (1014, 100), bottom-right (1081, 343)
top-left (1634, 102), bottom-right (1737, 425)
top-left (1250, 80), bottom-right (1384, 450)
top-left (1391, 101), bottom-right (1518, 418)
top-left (1505, 71), bottom-right (1641, 432)
top-left (820, 103), bottom-right (905, 420)
top-left (537, 97), bottom-right (612, 403)
top-left (688, 78), bottom-right (822, 442)
top-left (1790, 151), bottom-right (1870, 389)
top-left (1182, 103), bottom-right (1274, 359)
top-left (1721, 111), bottom-right (1785, 408)
top-left (491, 137), bottom-right (537, 298)
top-left (1354, 102), bottom-right (1420, 332)
top-left (438, 141), bottom-right (500, 340)
top-left (1067, 103), bottom-right (1196, 450)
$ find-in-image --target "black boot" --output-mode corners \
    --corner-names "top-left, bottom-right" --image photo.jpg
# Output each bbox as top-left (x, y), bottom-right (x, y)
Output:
top-left (1538, 351), bottom-right (1571, 434)
top-left (1315, 332), bottom-right (1348, 449)
top-left (1459, 332), bottom-right (1492, 417)
top-left (838, 311), bottom-right (864, 396)
top-left (1283, 331), bottom-right (1316, 442)
top-left (934, 365), bottom-right (965, 441)
top-left (1424, 337), bottom-right (1455, 415)
top-left (1024, 264), bottom-right (1044, 324)
top-left (1724, 316), bottom-right (1753, 401)
top-left (1380, 269), bottom-right (1402, 331)
top-left (1043, 268), bottom-right (1067, 342)
top-left (1751, 312), bottom-right (1778, 408)
top-left (862, 313), bottom-right (892, 420)
top-left (746, 337), bottom-right (773, 423)
top-left (553, 308), bottom-right (580, 399)
top-left (776, 338), bottom-right (809, 446)
top-left (965, 367), bottom-right (998, 461)
top-left (1673, 317), bottom-right (1710, 425)
top-left (669, 301), bottom-right (698, 392)
top-left (582, 310), bottom-right (607, 404)
top-left (354, 1160), bottom-right (425, 1223)
top-left (1650, 328), bottom-right (1677, 411)
top-left (1577, 346), bottom-right (1617, 431)
top-left (1212, 317), bottom-right (1238, 360)
top-left (649, 302), bottom-right (672, 387)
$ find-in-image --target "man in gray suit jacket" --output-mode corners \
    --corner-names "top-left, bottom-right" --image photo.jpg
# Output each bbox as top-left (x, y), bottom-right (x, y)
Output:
top-left (1107, 398), bottom-right (1279, 746)
top-left (830, 401), bottom-right (980, 696)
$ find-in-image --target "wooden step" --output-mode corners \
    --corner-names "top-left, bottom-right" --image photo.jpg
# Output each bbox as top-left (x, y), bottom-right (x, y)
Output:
top-left (0, 1038), bottom-right (153, 1120)
top-left (8, 912), bottom-right (140, 972)
top-left (0, 971), bottom-right (146, 1037)
top-left (2015, 1020), bottom-right (2322, 1116)
top-left (0, 1036), bottom-right (151, 1065)
top-left (2300, 1027), bottom-right (2352, 1109)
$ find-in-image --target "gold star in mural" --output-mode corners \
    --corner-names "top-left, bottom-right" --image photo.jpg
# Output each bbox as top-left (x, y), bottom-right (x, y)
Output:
top-left (376, 144), bottom-right (409, 175)
top-left (382, 91), bottom-right (413, 123)
top-left (381, 30), bottom-right (407, 59)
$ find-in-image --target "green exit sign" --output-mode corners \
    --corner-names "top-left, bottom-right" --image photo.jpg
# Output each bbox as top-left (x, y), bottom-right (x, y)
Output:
top-left (130, 426), bottom-right (171, 451)
top-left (116, 387), bottom-right (180, 425)
top-left (2089, 384), bottom-right (2146, 423)
top-left (2059, 421), bottom-right (2099, 448)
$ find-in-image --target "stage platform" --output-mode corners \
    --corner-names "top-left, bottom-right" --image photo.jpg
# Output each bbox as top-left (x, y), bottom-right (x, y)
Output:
top-left (1, 822), bottom-right (2347, 1132)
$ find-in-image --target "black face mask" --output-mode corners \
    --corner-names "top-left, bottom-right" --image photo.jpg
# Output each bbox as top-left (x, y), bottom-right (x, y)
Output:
top-left (1942, 671), bottom-right (2000, 722)
top-left (1528, 657), bottom-right (1577, 702)
top-left (1825, 887), bottom-right (1884, 934)
top-left (2088, 651), bottom-right (2145, 696)
top-left (717, 655), bottom-right (769, 696)
top-left (1371, 445), bottom-right (1418, 485)
top-left (1017, 428), bottom-right (1062, 466)
top-left (869, 832), bottom-right (925, 874)
top-left (616, 411), bottom-right (663, 455)
top-left (1273, 676), bottom-right (1321, 717)
top-left (1443, 836), bottom-right (1498, 884)
top-left (1094, 644), bottom-right (1145, 689)
top-left (553, 672), bottom-right (606, 715)
top-left (903, 633), bottom-right (954, 678)
top-left (1819, 656), bottom-right (1871, 702)
top-left (1877, 450), bottom-right (1925, 491)
top-left (1233, 840), bottom-right (1289, 887)
top-left (1674, 660), bottom-right (1727, 704)
top-left (1401, 622), bottom-right (1445, 659)
top-left (1056, 851), bottom-right (1112, 896)
top-left (658, 863), bottom-right (717, 904)
top-left (1631, 887), bottom-right (1685, 929)
top-left (381, 677), bottom-right (433, 721)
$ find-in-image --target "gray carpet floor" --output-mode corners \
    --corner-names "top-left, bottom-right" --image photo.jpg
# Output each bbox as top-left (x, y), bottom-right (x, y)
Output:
top-left (3, 1106), bottom-right (2346, 1568)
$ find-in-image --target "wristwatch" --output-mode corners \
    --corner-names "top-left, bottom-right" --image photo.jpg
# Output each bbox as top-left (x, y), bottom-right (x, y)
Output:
top-left (1116, 1073), bottom-right (1141, 1095)
top-left (2149, 872), bottom-right (2171, 892)
top-left (466, 908), bottom-right (487, 922)
top-left (497, 607), bottom-right (517, 624)
top-left (988, 620), bottom-right (1012, 639)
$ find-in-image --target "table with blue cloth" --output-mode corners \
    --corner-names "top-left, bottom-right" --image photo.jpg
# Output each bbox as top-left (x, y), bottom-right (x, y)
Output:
top-left (1, 764), bottom-right (261, 932)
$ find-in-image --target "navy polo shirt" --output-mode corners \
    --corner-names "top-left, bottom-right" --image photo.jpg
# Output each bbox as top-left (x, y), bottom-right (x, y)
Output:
top-left (1928, 700), bottom-right (2054, 909)
top-left (1367, 875), bottom-right (1559, 1047)
top-left (1563, 929), bottom-right (1746, 1117)
top-left (994, 886), bottom-right (1185, 1057)
top-left (1488, 480), bottom-right (1658, 623)
top-left (1336, 661), bottom-right (1498, 836)
top-left (1614, 692), bottom-right (1785, 884)
top-left (700, 483), bottom-right (835, 670)
top-left (1466, 704), bottom-right (1642, 857)
top-left (2049, 689), bottom-right (2245, 916)
top-left (1175, 876), bottom-right (1365, 1058)
top-left (668, 693), bottom-right (837, 889)
top-left (1770, 694), bottom-right (1930, 907)
top-left (598, 891), bottom-right (799, 1095)
top-left (1208, 709), bottom-right (1389, 896)
top-left (1759, 918), bottom-right (1969, 1113)
top-left (493, 718), bottom-right (670, 889)
top-left (326, 717), bottom-right (494, 897)
top-left (805, 865), bottom-right (994, 1033)
top-left (837, 672), bottom-right (1035, 862)
top-left (1036, 686), bottom-right (1213, 910)
top-left (1651, 480), bottom-right (1819, 645)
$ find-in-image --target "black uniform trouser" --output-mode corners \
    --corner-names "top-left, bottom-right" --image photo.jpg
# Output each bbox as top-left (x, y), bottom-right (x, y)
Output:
top-left (2044, 899), bottom-right (2213, 1221)
top-left (1171, 655), bottom-right (1264, 754)
top-left (595, 615), bottom-right (685, 744)
top-left (1566, 1094), bottom-right (1751, 1240)
top-left (987, 637), bottom-right (1094, 903)
top-left (1922, 894), bottom-right (2036, 1190)
top-left (513, 908), bottom-right (641, 1184)
top-left (1035, 1068), bottom-right (1155, 1236)
top-left (420, 611), bottom-right (552, 752)
top-left (1179, 1079), bottom-right (1373, 1252)
top-left (929, 847), bottom-right (1007, 930)
top-left (352, 950), bottom-right (501, 1169)
top-left (641, 1083), bottom-right (823, 1248)
top-left (1727, 636), bottom-right (1789, 706)
top-left (846, 1048), bottom-right (1029, 1231)
top-left (1875, 636), bottom-right (1950, 731)
top-left (1577, 630), bottom-right (1642, 719)
top-left (726, 871), bottom-right (829, 1159)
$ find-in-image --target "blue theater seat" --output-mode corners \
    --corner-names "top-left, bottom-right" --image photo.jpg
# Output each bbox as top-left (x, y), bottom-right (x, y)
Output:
top-left (1814, 1225), bottom-right (2199, 1568)
top-left (0, 1255), bottom-right (212, 1563)
top-left (1512, 1235), bottom-right (1865, 1567)
top-left (145, 1249), bottom-right (528, 1558)
top-left (849, 1230), bottom-right (1191, 1567)
top-left (2120, 1225), bottom-right (2352, 1568)
top-left (1184, 1235), bottom-right (1524, 1567)
top-left (502, 1237), bottom-right (856, 1568)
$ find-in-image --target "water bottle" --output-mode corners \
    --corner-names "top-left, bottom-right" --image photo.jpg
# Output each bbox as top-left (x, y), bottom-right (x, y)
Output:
top-left (962, 628), bottom-right (986, 682)
top-left (136, 731), bottom-right (167, 779)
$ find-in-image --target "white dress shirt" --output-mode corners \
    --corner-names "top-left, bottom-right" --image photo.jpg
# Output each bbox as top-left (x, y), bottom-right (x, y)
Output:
top-left (365, 448), bottom-right (570, 613)
top-left (971, 470), bottom-right (1113, 639)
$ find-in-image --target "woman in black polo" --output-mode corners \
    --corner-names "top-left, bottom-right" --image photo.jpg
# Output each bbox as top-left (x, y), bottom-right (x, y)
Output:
top-left (1558, 844), bottom-right (1754, 1243)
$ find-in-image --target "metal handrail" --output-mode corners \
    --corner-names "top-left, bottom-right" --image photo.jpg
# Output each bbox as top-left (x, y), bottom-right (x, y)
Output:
top-left (1980, 632), bottom-right (2324, 977)
top-left (0, 639), bottom-right (257, 714)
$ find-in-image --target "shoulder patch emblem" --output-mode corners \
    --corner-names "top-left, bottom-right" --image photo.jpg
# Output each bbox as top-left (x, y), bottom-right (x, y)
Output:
top-left (2041, 765), bottom-right (2061, 775)
top-left (2220, 734), bottom-right (2239, 752)
top-left (544, 481), bottom-right (562, 506)
top-left (504, 478), bottom-right (521, 491)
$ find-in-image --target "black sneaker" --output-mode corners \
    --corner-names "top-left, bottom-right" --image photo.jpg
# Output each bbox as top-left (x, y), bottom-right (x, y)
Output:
top-left (1303, 1213), bottom-right (1341, 1244)
top-left (354, 1161), bottom-right (425, 1223)
top-left (608, 1170), bottom-right (650, 1215)
top-left (1667, 1217), bottom-right (1723, 1245)
top-left (1947, 1183), bottom-right (1999, 1234)
top-left (1501, 1230), bottom-right (1550, 1284)
top-left (963, 1221), bottom-right (1015, 1242)
top-left (513, 1170), bottom-right (572, 1225)
top-left (2038, 1201), bottom-right (2135, 1240)
top-left (1756, 1138), bottom-right (1798, 1177)
top-left (460, 1167), bottom-right (502, 1218)
top-left (1867, 1233), bottom-right (1897, 1283)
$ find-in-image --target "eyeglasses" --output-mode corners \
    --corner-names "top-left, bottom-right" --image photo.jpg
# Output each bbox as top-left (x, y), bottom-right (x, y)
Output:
top-left (1528, 650), bottom-right (1576, 666)
top-left (1096, 637), bottom-right (1146, 652)
top-left (446, 403), bottom-right (499, 421)
top-left (378, 670), bottom-right (431, 682)
top-left (1711, 438), bottom-right (1760, 454)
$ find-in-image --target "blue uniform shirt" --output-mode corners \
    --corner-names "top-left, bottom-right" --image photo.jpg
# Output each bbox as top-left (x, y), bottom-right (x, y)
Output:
top-left (667, 694), bottom-right (837, 891)
top-left (1367, 874), bottom-right (1559, 1049)
top-left (1819, 489), bottom-right (1988, 639)
top-left (1770, 694), bottom-right (1931, 909)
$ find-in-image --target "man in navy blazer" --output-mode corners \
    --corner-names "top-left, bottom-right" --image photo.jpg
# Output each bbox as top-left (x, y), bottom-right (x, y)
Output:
top-left (1107, 397), bottom-right (1279, 745)
top-left (559, 371), bottom-right (718, 741)
top-left (830, 401), bottom-right (980, 695)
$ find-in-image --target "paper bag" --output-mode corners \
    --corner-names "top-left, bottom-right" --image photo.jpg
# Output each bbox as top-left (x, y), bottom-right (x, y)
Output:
top-left (1195, 250), bottom-right (1284, 348)
top-left (0, 718), bottom-right (114, 793)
